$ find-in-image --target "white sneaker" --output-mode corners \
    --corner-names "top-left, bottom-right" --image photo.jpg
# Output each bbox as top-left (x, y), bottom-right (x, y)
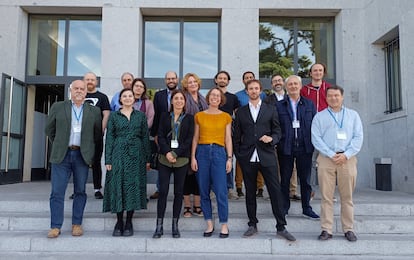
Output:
top-left (228, 189), bottom-right (239, 200)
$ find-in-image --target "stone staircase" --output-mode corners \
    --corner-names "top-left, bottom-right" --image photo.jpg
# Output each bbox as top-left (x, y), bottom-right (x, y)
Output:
top-left (0, 182), bottom-right (414, 259)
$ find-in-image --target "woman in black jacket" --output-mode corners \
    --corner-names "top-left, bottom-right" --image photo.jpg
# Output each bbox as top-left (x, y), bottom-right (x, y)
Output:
top-left (153, 89), bottom-right (194, 238)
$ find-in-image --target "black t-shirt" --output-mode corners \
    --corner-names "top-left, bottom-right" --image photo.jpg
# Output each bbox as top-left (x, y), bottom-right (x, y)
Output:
top-left (85, 91), bottom-right (111, 115)
top-left (220, 92), bottom-right (240, 116)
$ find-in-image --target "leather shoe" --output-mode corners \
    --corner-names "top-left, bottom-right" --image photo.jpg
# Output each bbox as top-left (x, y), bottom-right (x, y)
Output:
top-left (203, 228), bottom-right (214, 237)
top-left (123, 222), bottom-right (134, 236)
top-left (112, 221), bottom-right (124, 237)
top-left (344, 231), bottom-right (357, 242)
top-left (243, 226), bottom-right (258, 237)
top-left (94, 191), bottom-right (103, 199)
top-left (72, 225), bottom-right (83, 236)
top-left (150, 191), bottom-right (159, 199)
top-left (318, 230), bottom-right (333, 240)
top-left (47, 228), bottom-right (61, 238)
top-left (277, 229), bottom-right (296, 241)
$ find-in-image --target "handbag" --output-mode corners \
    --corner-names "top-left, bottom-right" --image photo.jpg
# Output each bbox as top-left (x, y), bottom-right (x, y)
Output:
top-left (150, 152), bottom-right (158, 169)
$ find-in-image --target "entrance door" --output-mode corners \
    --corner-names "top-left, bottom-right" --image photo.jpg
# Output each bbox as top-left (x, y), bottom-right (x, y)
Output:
top-left (0, 74), bottom-right (27, 184)
top-left (31, 84), bottom-right (64, 181)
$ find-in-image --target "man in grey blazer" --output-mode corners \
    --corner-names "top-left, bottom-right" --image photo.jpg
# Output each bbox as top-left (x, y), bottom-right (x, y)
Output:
top-left (233, 79), bottom-right (295, 241)
top-left (45, 79), bottom-right (102, 238)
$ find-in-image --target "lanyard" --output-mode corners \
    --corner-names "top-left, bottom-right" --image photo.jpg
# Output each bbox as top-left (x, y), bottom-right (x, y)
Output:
top-left (72, 104), bottom-right (83, 123)
top-left (328, 107), bottom-right (345, 129)
top-left (171, 112), bottom-right (185, 140)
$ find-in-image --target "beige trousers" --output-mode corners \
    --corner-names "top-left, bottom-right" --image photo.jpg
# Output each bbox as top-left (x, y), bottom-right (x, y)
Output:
top-left (317, 155), bottom-right (357, 234)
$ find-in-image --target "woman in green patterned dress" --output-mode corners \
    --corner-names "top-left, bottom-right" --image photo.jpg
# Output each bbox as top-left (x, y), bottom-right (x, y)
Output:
top-left (103, 88), bottom-right (150, 237)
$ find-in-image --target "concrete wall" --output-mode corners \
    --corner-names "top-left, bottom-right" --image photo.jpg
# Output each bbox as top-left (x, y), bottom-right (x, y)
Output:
top-left (1, 0), bottom-right (414, 191)
top-left (363, 0), bottom-right (414, 192)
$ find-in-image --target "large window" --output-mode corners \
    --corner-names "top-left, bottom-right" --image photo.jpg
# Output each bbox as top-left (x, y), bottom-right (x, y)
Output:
top-left (27, 15), bottom-right (102, 77)
top-left (143, 18), bottom-right (219, 88)
top-left (384, 37), bottom-right (401, 113)
top-left (259, 17), bottom-right (335, 82)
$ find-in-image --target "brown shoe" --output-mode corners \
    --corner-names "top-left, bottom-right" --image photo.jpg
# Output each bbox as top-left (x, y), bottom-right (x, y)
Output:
top-left (150, 191), bottom-right (159, 199)
top-left (72, 224), bottom-right (83, 236)
top-left (47, 228), bottom-right (61, 238)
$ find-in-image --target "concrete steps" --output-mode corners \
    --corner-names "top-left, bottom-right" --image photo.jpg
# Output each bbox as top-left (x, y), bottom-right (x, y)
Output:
top-left (0, 182), bottom-right (414, 259)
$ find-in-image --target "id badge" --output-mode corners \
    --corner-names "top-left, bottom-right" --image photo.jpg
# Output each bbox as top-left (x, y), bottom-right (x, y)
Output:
top-left (337, 130), bottom-right (347, 140)
top-left (292, 120), bottom-right (300, 129)
top-left (171, 140), bottom-right (179, 149)
top-left (73, 123), bottom-right (81, 133)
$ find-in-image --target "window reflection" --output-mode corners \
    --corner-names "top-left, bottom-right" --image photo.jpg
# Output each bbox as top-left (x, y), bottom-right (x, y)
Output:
top-left (28, 16), bottom-right (101, 76)
top-left (144, 22), bottom-right (180, 78)
top-left (259, 18), bottom-right (334, 80)
top-left (67, 20), bottom-right (102, 76)
top-left (183, 22), bottom-right (218, 78)
top-left (144, 19), bottom-right (219, 79)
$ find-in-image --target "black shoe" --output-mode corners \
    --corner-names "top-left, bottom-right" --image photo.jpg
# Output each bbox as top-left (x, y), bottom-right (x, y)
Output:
top-left (318, 230), bottom-right (333, 240)
top-left (256, 189), bottom-right (264, 198)
top-left (277, 229), bottom-right (296, 241)
top-left (344, 231), bottom-right (357, 242)
top-left (236, 188), bottom-right (244, 197)
top-left (150, 191), bottom-right (159, 199)
top-left (123, 222), bottom-right (133, 236)
top-left (243, 226), bottom-right (258, 237)
top-left (94, 191), bottom-right (103, 199)
top-left (112, 221), bottom-right (124, 237)
top-left (289, 194), bottom-right (301, 201)
top-left (203, 228), bottom-right (214, 237)
top-left (219, 231), bottom-right (229, 238)
top-left (303, 209), bottom-right (320, 220)
top-left (69, 194), bottom-right (74, 200)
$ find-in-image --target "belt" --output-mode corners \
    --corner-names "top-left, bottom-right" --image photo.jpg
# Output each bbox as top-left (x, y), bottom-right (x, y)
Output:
top-left (68, 145), bottom-right (80, 150)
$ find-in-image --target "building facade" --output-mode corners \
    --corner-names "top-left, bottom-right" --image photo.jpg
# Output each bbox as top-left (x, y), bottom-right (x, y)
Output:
top-left (0, 0), bottom-right (413, 192)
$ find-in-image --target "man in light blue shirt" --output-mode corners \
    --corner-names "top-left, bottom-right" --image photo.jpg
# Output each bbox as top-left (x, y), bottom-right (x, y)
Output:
top-left (311, 85), bottom-right (363, 242)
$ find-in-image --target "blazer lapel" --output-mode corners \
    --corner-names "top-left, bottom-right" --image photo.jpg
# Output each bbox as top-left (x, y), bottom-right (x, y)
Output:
top-left (65, 100), bottom-right (72, 125)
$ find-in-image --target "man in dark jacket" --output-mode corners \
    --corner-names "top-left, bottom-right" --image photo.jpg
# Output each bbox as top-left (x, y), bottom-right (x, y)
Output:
top-left (276, 75), bottom-right (319, 219)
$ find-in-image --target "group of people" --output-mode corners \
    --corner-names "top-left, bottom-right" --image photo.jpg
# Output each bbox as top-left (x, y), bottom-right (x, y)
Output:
top-left (45, 63), bottom-right (363, 243)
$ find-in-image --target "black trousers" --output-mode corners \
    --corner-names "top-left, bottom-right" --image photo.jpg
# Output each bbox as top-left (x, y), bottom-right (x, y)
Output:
top-left (157, 162), bottom-right (188, 219)
top-left (92, 137), bottom-right (103, 190)
top-left (278, 150), bottom-right (313, 214)
top-left (239, 160), bottom-right (287, 231)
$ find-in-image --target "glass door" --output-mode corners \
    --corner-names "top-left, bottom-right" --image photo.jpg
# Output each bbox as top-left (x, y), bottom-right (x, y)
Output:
top-left (0, 74), bottom-right (27, 184)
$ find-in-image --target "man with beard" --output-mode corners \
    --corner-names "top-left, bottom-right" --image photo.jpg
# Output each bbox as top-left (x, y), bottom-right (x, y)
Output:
top-left (46, 80), bottom-right (102, 238)
top-left (69, 72), bottom-right (110, 200)
top-left (233, 79), bottom-right (295, 241)
top-left (110, 72), bottom-right (134, 111)
top-left (215, 70), bottom-right (240, 200)
top-left (149, 71), bottom-right (179, 199)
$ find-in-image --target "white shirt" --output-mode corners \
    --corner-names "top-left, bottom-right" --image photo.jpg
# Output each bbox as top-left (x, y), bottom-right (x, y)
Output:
top-left (248, 100), bottom-right (261, 162)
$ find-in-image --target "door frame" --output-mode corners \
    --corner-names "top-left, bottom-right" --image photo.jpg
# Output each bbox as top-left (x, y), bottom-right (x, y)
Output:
top-left (0, 73), bottom-right (27, 184)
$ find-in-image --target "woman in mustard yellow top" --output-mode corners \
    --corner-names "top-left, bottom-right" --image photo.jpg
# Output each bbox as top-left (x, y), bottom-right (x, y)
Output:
top-left (191, 87), bottom-right (233, 238)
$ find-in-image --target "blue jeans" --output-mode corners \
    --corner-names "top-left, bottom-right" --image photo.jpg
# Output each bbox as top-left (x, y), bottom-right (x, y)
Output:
top-left (50, 149), bottom-right (89, 228)
top-left (195, 144), bottom-right (228, 224)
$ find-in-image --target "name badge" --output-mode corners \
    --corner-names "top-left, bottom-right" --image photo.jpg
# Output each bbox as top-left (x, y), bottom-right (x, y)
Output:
top-left (171, 140), bottom-right (179, 149)
top-left (337, 130), bottom-right (347, 140)
top-left (292, 120), bottom-right (300, 129)
top-left (73, 123), bottom-right (81, 133)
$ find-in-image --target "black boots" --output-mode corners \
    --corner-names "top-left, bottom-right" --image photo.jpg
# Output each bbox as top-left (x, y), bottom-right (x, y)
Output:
top-left (153, 218), bottom-right (164, 238)
top-left (172, 218), bottom-right (180, 238)
top-left (153, 218), bottom-right (180, 238)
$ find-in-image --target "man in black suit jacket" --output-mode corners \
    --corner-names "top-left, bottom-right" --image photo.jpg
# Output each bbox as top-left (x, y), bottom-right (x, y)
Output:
top-left (149, 71), bottom-right (179, 199)
top-left (233, 79), bottom-right (295, 241)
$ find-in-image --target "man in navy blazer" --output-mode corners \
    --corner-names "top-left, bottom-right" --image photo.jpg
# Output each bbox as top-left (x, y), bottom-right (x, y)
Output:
top-left (276, 75), bottom-right (319, 220)
top-left (233, 79), bottom-right (295, 241)
top-left (45, 80), bottom-right (102, 238)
